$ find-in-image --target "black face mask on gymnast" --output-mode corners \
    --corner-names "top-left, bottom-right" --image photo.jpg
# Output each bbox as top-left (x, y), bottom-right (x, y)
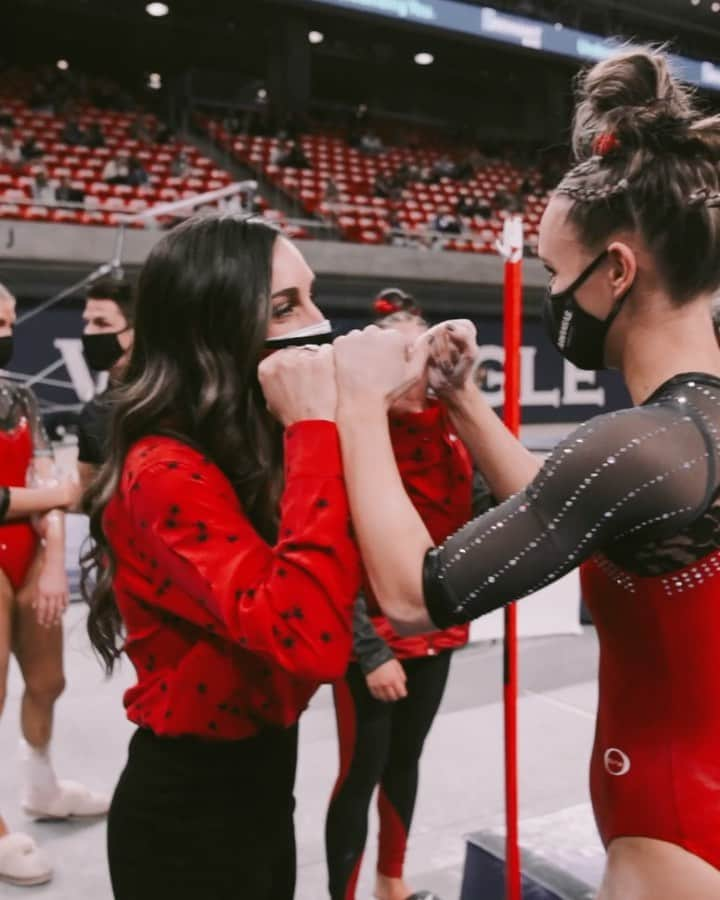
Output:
top-left (542, 250), bottom-right (633, 371)
top-left (0, 336), bottom-right (13, 369)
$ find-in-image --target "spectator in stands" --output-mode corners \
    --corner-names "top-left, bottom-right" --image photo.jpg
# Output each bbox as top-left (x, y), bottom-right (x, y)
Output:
top-left (360, 130), bottom-right (384, 156)
top-left (155, 122), bottom-right (174, 145)
top-left (32, 170), bottom-right (54, 205)
top-left (128, 115), bottom-right (153, 143)
top-left (0, 109), bottom-right (13, 128)
top-left (456, 194), bottom-right (479, 217)
top-left (373, 173), bottom-right (397, 200)
top-left (324, 178), bottom-right (340, 204)
top-left (102, 154), bottom-right (130, 185)
top-left (86, 122), bottom-right (105, 149)
top-left (476, 199), bottom-right (492, 220)
top-left (432, 155), bottom-right (457, 180)
top-left (0, 130), bottom-right (21, 167)
top-left (61, 118), bottom-right (86, 147)
top-left (170, 150), bottom-right (190, 178)
top-left (492, 189), bottom-right (511, 212)
top-left (126, 156), bottom-right (149, 187)
top-left (455, 149), bottom-right (483, 181)
top-left (432, 208), bottom-right (462, 234)
top-left (55, 176), bottom-right (84, 205)
top-left (277, 140), bottom-right (310, 169)
top-left (20, 136), bottom-right (43, 161)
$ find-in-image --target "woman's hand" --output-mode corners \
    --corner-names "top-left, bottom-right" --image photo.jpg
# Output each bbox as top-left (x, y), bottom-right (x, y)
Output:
top-left (366, 658), bottom-right (408, 703)
top-left (426, 319), bottom-right (479, 399)
top-left (258, 344), bottom-right (337, 426)
top-left (34, 560), bottom-right (69, 629)
top-left (334, 325), bottom-right (430, 411)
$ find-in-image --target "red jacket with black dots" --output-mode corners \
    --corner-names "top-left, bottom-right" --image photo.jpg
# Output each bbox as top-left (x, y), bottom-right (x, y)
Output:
top-left (103, 421), bottom-right (361, 741)
top-left (359, 403), bottom-right (473, 661)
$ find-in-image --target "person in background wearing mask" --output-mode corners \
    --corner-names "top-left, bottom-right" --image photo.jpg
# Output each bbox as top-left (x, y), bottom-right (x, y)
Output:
top-left (76, 276), bottom-right (135, 496)
top-left (325, 290), bottom-right (474, 900)
top-left (0, 283), bottom-right (108, 888)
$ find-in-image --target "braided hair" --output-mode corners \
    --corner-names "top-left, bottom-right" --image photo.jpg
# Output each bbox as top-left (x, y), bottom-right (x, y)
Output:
top-left (556, 47), bottom-right (720, 302)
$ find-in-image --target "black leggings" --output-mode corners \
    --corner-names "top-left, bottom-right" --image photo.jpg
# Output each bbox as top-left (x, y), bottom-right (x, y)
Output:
top-left (108, 725), bottom-right (298, 900)
top-left (326, 652), bottom-right (452, 900)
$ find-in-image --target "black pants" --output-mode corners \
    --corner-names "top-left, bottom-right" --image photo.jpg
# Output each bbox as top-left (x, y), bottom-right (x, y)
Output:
top-left (108, 724), bottom-right (298, 900)
top-left (326, 653), bottom-right (452, 900)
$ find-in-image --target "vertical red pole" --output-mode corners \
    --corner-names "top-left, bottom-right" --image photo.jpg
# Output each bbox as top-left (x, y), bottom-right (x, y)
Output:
top-left (502, 248), bottom-right (523, 900)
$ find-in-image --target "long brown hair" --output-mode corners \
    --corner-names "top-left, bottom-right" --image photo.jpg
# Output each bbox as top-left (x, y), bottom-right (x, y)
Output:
top-left (82, 214), bottom-right (283, 672)
top-left (556, 46), bottom-right (720, 302)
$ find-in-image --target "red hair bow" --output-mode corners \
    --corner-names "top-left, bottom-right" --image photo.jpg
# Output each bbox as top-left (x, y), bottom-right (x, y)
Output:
top-left (593, 132), bottom-right (621, 157)
top-left (373, 297), bottom-right (400, 315)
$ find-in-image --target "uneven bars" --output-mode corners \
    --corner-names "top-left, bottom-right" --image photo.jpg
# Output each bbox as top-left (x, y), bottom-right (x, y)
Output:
top-left (16, 180), bottom-right (257, 327)
top-left (117, 180), bottom-right (257, 223)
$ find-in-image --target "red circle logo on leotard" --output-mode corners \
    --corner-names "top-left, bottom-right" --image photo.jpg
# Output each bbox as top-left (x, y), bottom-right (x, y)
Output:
top-left (604, 748), bottom-right (631, 776)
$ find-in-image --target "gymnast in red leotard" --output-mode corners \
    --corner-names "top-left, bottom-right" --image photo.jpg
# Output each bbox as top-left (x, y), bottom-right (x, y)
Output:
top-left (0, 283), bottom-right (108, 888)
top-left (319, 47), bottom-right (720, 900)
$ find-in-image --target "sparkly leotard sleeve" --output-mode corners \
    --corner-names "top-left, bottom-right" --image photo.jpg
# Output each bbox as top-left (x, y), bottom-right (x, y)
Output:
top-left (424, 372), bottom-right (720, 868)
top-left (423, 373), bottom-right (720, 626)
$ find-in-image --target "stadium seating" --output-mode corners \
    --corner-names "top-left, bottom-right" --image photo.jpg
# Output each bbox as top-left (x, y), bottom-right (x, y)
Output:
top-left (0, 94), bottom-right (299, 233)
top-left (205, 121), bottom-right (550, 254)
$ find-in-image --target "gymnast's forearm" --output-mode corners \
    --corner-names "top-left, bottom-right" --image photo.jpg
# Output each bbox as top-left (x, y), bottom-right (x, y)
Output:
top-left (0, 485), bottom-right (71, 521)
top-left (336, 400), bottom-right (435, 635)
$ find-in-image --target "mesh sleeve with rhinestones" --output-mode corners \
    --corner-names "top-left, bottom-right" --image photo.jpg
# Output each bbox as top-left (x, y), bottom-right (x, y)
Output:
top-left (424, 377), bottom-right (720, 628)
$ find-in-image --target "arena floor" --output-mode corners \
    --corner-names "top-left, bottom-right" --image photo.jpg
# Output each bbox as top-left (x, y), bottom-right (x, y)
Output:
top-left (0, 606), bottom-right (603, 899)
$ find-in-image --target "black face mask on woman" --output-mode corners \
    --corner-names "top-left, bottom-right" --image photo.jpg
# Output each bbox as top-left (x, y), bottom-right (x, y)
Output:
top-left (0, 335), bottom-right (13, 369)
top-left (263, 318), bottom-right (334, 351)
top-left (543, 249), bottom-right (633, 371)
top-left (82, 329), bottom-right (130, 371)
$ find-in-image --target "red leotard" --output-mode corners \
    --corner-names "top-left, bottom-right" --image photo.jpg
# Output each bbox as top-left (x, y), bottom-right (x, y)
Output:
top-left (0, 416), bottom-right (37, 589)
top-left (424, 373), bottom-right (720, 868)
top-left (582, 552), bottom-right (720, 867)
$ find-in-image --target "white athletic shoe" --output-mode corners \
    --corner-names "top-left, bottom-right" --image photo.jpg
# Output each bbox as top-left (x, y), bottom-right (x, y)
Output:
top-left (22, 779), bottom-right (110, 821)
top-left (0, 833), bottom-right (53, 886)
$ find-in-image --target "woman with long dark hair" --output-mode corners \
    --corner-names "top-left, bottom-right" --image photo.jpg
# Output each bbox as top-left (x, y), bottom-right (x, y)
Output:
top-left (327, 48), bottom-right (720, 898)
top-left (82, 214), bottom-right (361, 900)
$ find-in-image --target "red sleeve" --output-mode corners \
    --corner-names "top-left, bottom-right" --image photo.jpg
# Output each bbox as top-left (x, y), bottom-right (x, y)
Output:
top-left (125, 422), bottom-right (361, 681)
top-left (389, 404), bottom-right (473, 544)
top-left (361, 405), bottom-right (473, 618)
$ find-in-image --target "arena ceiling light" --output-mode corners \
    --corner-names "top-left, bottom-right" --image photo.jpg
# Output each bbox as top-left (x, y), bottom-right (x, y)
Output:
top-left (308, 30), bottom-right (324, 44)
top-left (56, 59), bottom-right (69, 71)
top-left (145, 2), bottom-right (169, 17)
top-left (713, 1), bottom-right (720, 10)
top-left (148, 72), bottom-right (162, 90)
top-left (414, 52), bottom-right (434, 65)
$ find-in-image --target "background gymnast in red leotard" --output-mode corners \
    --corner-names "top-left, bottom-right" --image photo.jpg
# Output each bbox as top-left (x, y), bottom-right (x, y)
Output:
top-left (317, 47), bottom-right (720, 900)
top-left (0, 283), bottom-right (108, 888)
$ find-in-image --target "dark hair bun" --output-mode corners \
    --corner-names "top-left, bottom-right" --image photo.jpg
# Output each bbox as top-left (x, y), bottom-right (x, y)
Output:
top-left (573, 48), bottom-right (699, 160)
top-left (372, 288), bottom-right (420, 317)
